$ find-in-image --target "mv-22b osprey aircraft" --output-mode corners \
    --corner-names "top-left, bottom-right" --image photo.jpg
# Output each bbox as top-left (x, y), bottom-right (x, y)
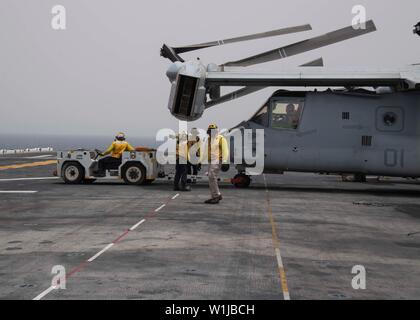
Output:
top-left (161, 20), bottom-right (420, 187)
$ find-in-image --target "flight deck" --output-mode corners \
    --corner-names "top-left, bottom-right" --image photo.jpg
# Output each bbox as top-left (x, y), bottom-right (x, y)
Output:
top-left (1, 154), bottom-right (420, 300)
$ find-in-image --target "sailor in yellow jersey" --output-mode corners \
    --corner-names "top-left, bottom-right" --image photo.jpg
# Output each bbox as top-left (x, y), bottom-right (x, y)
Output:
top-left (174, 131), bottom-right (191, 191)
top-left (187, 128), bottom-right (202, 184)
top-left (204, 124), bottom-right (229, 204)
top-left (97, 132), bottom-right (135, 175)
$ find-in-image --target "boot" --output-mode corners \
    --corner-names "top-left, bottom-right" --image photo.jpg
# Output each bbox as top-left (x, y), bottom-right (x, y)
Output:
top-left (205, 197), bottom-right (220, 204)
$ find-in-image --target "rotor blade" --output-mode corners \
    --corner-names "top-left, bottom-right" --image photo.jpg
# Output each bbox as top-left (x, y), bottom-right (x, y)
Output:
top-left (173, 24), bottom-right (312, 54)
top-left (300, 57), bottom-right (324, 67)
top-left (224, 20), bottom-right (377, 67)
top-left (160, 44), bottom-right (185, 62)
top-left (205, 87), bottom-right (265, 109)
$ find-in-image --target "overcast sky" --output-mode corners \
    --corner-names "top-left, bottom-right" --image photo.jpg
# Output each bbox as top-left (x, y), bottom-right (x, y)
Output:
top-left (0, 0), bottom-right (419, 137)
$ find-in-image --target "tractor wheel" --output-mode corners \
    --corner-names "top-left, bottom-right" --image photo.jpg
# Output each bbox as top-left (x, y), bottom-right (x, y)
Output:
top-left (62, 162), bottom-right (85, 184)
top-left (232, 173), bottom-right (251, 188)
top-left (122, 163), bottom-right (146, 185)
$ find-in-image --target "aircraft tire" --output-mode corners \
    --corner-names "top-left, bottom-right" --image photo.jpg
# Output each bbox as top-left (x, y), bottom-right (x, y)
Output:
top-left (354, 173), bottom-right (367, 183)
top-left (232, 173), bottom-right (251, 188)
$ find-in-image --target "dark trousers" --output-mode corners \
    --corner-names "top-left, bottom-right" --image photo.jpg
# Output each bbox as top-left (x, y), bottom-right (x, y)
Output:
top-left (98, 156), bottom-right (121, 172)
top-left (188, 162), bottom-right (198, 175)
top-left (174, 163), bottom-right (188, 188)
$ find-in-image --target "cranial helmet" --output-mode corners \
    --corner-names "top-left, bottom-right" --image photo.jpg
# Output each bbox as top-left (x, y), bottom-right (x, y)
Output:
top-left (116, 132), bottom-right (126, 141)
top-left (207, 124), bottom-right (219, 136)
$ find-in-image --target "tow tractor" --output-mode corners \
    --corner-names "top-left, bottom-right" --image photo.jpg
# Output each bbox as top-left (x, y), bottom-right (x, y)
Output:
top-left (57, 148), bottom-right (252, 188)
top-left (57, 148), bottom-right (163, 185)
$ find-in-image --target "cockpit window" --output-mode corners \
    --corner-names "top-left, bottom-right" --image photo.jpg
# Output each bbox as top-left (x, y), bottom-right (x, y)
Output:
top-left (271, 101), bottom-right (303, 130)
top-left (250, 105), bottom-right (268, 127)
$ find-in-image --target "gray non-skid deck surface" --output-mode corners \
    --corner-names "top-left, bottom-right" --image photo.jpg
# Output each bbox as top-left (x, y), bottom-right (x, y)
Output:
top-left (1, 161), bottom-right (420, 299)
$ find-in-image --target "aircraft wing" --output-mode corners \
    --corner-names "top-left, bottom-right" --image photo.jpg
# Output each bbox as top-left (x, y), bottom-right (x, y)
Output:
top-left (206, 68), bottom-right (419, 89)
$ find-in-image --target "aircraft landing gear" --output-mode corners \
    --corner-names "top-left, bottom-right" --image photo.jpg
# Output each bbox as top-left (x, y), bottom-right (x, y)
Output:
top-left (354, 173), bottom-right (367, 183)
top-left (232, 173), bottom-right (251, 188)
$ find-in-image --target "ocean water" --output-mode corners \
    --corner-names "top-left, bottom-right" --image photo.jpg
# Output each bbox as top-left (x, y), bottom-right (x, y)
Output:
top-left (0, 133), bottom-right (158, 151)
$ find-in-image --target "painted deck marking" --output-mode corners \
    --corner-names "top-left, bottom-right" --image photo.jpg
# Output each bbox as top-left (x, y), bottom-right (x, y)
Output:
top-left (33, 285), bottom-right (57, 301)
top-left (155, 204), bottom-right (166, 212)
top-left (130, 219), bottom-right (146, 231)
top-left (87, 243), bottom-right (114, 262)
top-left (25, 155), bottom-right (55, 159)
top-left (0, 160), bottom-right (56, 171)
top-left (0, 177), bottom-right (58, 182)
top-left (33, 193), bottom-right (179, 300)
top-left (263, 174), bottom-right (291, 300)
top-left (0, 191), bottom-right (38, 194)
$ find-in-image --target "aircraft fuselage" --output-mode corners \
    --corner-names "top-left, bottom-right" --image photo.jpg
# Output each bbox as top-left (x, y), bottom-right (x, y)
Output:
top-left (239, 90), bottom-right (420, 177)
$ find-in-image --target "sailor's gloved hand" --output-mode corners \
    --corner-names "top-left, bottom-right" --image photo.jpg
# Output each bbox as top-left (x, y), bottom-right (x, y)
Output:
top-left (197, 164), bottom-right (202, 171)
top-left (221, 164), bottom-right (230, 172)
